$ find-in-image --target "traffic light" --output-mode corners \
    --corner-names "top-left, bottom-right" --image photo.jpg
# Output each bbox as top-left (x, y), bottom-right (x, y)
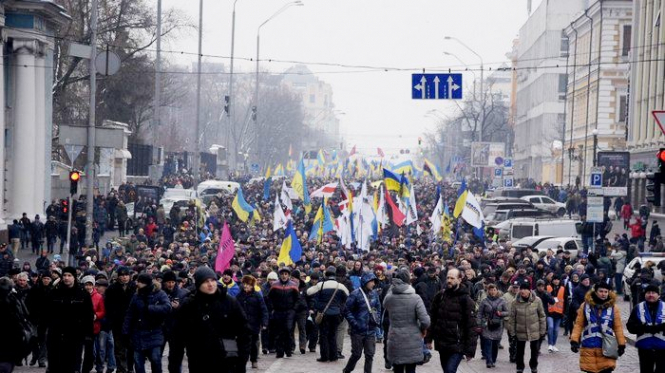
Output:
top-left (69, 170), bottom-right (80, 195)
top-left (658, 148), bottom-right (665, 182)
top-left (646, 171), bottom-right (661, 207)
top-left (61, 199), bottom-right (68, 215)
top-left (418, 137), bottom-right (422, 146)
top-left (224, 95), bottom-right (230, 115)
top-left (251, 106), bottom-right (257, 121)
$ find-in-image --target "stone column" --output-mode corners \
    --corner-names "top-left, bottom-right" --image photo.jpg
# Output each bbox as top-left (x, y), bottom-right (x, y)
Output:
top-left (12, 40), bottom-right (37, 218)
top-left (0, 38), bottom-right (5, 226)
top-left (34, 46), bottom-right (46, 216)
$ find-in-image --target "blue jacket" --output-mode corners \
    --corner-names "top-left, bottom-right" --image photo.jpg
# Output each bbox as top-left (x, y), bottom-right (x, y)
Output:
top-left (123, 284), bottom-right (172, 350)
top-left (219, 279), bottom-right (240, 297)
top-left (345, 273), bottom-right (382, 335)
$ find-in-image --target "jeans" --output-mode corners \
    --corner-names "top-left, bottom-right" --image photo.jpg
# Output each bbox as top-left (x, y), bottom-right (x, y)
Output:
top-left (375, 326), bottom-right (384, 341)
top-left (614, 273), bottom-right (623, 294)
top-left (318, 314), bottom-right (341, 361)
top-left (344, 333), bottom-right (375, 373)
top-left (114, 331), bottom-right (134, 373)
top-left (546, 317), bottom-right (562, 346)
top-left (0, 362), bottom-right (14, 373)
top-left (508, 333), bottom-right (517, 362)
top-left (133, 346), bottom-right (162, 373)
top-left (481, 338), bottom-right (499, 365)
top-left (337, 318), bottom-right (348, 354)
top-left (96, 331), bottom-right (117, 372)
top-left (515, 340), bottom-right (540, 372)
top-left (438, 351), bottom-right (464, 373)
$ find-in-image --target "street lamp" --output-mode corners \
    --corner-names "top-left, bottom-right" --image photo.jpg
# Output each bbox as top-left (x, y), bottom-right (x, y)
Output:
top-left (228, 0), bottom-right (240, 170)
top-left (254, 1), bottom-right (304, 122)
top-left (592, 128), bottom-right (599, 167)
top-left (443, 51), bottom-right (477, 99)
top-left (444, 36), bottom-right (484, 141)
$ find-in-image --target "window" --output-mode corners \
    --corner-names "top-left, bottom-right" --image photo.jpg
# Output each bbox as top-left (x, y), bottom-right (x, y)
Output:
top-left (558, 74), bottom-right (567, 100)
top-left (309, 94), bottom-right (316, 104)
top-left (560, 30), bottom-right (569, 57)
top-left (622, 25), bottom-right (631, 56)
top-left (529, 197), bottom-right (540, 203)
top-left (618, 94), bottom-right (627, 123)
top-left (542, 197), bottom-right (555, 204)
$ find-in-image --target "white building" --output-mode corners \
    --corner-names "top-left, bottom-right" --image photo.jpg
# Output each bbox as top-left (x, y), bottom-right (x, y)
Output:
top-left (513, 0), bottom-right (586, 183)
top-left (563, 0), bottom-right (632, 187)
top-left (0, 0), bottom-right (69, 226)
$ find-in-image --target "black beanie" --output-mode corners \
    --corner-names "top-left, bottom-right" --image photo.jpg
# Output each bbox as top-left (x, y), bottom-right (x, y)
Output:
top-left (195, 267), bottom-right (217, 288)
top-left (594, 281), bottom-right (612, 292)
top-left (62, 266), bottom-right (77, 278)
top-left (645, 283), bottom-right (660, 294)
top-left (163, 271), bottom-right (178, 283)
top-left (137, 273), bottom-right (153, 286)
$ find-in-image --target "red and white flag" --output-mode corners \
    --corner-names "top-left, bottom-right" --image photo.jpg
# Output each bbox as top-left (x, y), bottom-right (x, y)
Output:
top-left (310, 182), bottom-right (338, 198)
top-left (214, 222), bottom-right (236, 273)
top-left (377, 147), bottom-right (385, 158)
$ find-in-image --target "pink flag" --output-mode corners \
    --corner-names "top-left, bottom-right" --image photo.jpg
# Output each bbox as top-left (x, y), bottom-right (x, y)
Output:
top-left (377, 147), bottom-right (385, 158)
top-left (215, 222), bottom-right (236, 273)
top-left (349, 145), bottom-right (357, 157)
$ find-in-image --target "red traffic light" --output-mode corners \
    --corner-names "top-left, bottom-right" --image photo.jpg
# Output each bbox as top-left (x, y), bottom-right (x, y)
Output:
top-left (658, 150), bottom-right (665, 163)
top-left (69, 171), bottom-right (80, 181)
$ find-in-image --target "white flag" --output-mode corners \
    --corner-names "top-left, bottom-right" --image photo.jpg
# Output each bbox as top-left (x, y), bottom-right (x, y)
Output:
top-left (429, 196), bottom-right (444, 236)
top-left (376, 186), bottom-right (387, 225)
top-left (273, 195), bottom-right (288, 231)
top-left (406, 184), bottom-right (418, 225)
top-left (281, 181), bottom-right (294, 211)
top-left (461, 192), bottom-right (484, 229)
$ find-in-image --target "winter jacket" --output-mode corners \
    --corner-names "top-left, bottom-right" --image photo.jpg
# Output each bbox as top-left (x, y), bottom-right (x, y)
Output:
top-left (163, 284), bottom-right (189, 338)
top-left (90, 288), bottom-right (105, 335)
top-left (236, 289), bottom-right (269, 334)
top-left (105, 280), bottom-right (137, 332)
top-left (627, 300), bottom-right (665, 350)
top-left (344, 273), bottom-right (382, 336)
top-left (46, 281), bottom-right (94, 341)
top-left (476, 295), bottom-right (509, 341)
top-left (414, 274), bottom-right (441, 311)
top-left (122, 283), bottom-right (172, 350)
top-left (306, 277), bottom-right (349, 316)
top-left (571, 284), bottom-right (591, 313)
top-left (26, 282), bottom-right (51, 325)
top-left (268, 279), bottom-right (301, 313)
top-left (0, 291), bottom-right (26, 363)
top-left (383, 278), bottom-right (431, 365)
top-left (168, 288), bottom-right (251, 373)
top-left (571, 291), bottom-right (626, 373)
top-left (218, 279), bottom-right (240, 297)
top-left (426, 283), bottom-right (477, 357)
top-left (506, 291), bottom-right (546, 342)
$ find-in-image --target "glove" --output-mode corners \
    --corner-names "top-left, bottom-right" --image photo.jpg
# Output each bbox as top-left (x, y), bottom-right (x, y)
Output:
top-left (570, 342), bottom-right (580, 353)
top-left (618, 345), bottom-right (625, 356)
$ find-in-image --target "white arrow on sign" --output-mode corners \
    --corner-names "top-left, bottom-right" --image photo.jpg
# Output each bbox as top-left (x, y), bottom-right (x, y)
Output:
top-left (414, 75), bottom-right (427, 99)
top-left (447, 75), bottom-right (460, 99)
top-left (433, 76), bottom-right (440, 99)
top-left (653, 111), bottom-right (665, 136)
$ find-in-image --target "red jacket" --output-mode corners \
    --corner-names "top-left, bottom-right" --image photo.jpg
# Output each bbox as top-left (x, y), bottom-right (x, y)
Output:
top-left (90, 288), bottom-right (106, 335)
top-left (630, 219), bottom-right (645, 239)
top-left (621, 204), bottom-right (633, 220)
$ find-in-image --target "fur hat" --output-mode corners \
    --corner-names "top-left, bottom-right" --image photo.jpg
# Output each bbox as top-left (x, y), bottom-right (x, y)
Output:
top-left (62, 266), bottom-right (77, 278)
top-left (241, 275), bottom-right (257, 287)
top-left (136, 273), bottom-right (153, 286)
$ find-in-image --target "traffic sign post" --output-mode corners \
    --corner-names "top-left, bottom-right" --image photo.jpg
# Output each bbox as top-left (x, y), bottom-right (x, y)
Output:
top-left (412, 74), bottom-right (463, 100)
top-left (494, 168), bottom-right (503, 177)
top-left (504, 158), bottom-right (513, 169)
top-left (504, 177), bottom-right (514, 188)
top-left (590, 167), bottom-right (603, 188)
top-left (587, 196), bottom-right (604, 222)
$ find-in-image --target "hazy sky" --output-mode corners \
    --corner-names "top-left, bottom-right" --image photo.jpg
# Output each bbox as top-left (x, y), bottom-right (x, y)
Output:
top-left (161, 0), bottom-right (539, 156)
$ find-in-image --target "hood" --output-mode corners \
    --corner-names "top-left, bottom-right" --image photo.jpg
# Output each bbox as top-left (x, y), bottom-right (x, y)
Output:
top-left (391, 278), bottom-right (415, 294)
top-left (584, 290), bottom-right (616, 309)
top-left (361, 272), bottom-right (377, 288)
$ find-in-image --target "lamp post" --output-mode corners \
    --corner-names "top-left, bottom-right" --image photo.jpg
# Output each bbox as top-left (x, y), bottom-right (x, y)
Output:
top-left (228, 0), bottom-right (240, 171)
top-left (444, 37), bottom-right (484, 141)
top-left (443, 51), bottom-right (477, 99)
top-left (592, 128), bottom-right (599, 167)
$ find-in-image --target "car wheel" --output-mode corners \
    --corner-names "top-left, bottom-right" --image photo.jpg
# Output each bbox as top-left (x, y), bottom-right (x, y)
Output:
top-left (556, 208), bottom-right (566, 217)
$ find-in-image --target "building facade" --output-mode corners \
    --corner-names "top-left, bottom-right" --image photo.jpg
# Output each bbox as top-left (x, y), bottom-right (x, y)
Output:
top-left (0, 1), bottom-right (69, 226)
top-left (563, 0), bottom-right (632, 187)
top-left (513, 0), bottom-right (586, 183)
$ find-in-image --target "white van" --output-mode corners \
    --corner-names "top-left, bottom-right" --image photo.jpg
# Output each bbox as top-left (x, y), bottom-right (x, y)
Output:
top-left (498, 219), bottom-right (580, 241)
top-left (196, 180), bottom-right (240, 197)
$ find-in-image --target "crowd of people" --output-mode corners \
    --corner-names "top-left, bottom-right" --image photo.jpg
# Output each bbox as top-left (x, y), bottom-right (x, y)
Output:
top-left (0, 175), bottom-right (663, 373)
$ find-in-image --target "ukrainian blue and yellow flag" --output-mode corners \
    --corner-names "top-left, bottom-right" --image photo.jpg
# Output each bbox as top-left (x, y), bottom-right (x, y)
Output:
top-left (277, 221), bottom-right (302, 266)
top-left (453, 179), bottom-right (468, 218)
top-left (263, 166), bottom-right (272, 201)
top-left (423, 159), bottom-right (442, 181)
top-left (383, 168), bottom-right (410, 198)
top-left (392, 160), bottom-right (414, 175)
top-left (309, 203), bottom-right (334, 243)
top-left (291, 159), bottom-right (311, 214)
top-left (232, 187), bottom-right (255, 222)
top-left (274, 163), bottom-right (285, 177)
top-left (317, 149), bottom-right (326, 166)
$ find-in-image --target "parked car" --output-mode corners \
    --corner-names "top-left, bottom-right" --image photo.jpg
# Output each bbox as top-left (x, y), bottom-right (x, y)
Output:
top-left (521, 195), bottom-right (567, 217)
top-left (492, 218), bottom-right (580, 241)
top-left (488, 188), bottom-right (545, 198)
top-left (486, 208), bottom-right (554, 226)
top-left (623, 253), bottom-right (665, 298)
top-left (511, 236), bottom-right (555, 250)
top-left (483, 202), bottom-right (534, 224)
top-left (533, 236), bottom-right (583, 258)
top-left (196, 180), bottom-right (240, 197)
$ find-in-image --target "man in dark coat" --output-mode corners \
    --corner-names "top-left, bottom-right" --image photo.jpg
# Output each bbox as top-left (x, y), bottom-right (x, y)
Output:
top-left (45, 266), bottom-right (94, 373)
top-left (236, 275), bottom-right (269, 368)
top-left (30, 215), bottom-right (45, 255)
top-left (25, 271), bottom-right (52, 367)
top-left (162, 270), bottom-right (188, 353)
top-left (168, 267), bottom-right (251, 373)
top-left (343, 272), bottom-right (381, 373)
top-left (426, 268), bottom-right (478, 373)
top-left (123, 273), bottom-right (171, 373)
top-left (414, 267), bottom-right (441, 311)
top-left (0, 277), bottom-right (26, 372)
top-left (105, 266), bottom-right (137, 373)
top-left (268, 267), bottom-right (301, 359)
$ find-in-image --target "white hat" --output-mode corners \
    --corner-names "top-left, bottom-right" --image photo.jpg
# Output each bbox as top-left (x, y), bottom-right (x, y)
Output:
top-left (81, 275), bottom-right (95, 285)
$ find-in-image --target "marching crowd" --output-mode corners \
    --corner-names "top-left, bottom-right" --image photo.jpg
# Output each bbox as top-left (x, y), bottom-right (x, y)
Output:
top-left (0, 176), bottom-right (664, 373)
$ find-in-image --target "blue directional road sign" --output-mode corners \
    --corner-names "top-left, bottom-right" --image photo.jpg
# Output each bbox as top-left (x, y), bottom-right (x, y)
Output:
top-left (590, 167), bottom-right (603, 187)
top-left (251, 163), bottom-right (260, 173)
top-left (412, 74), bottom-right (463, 100)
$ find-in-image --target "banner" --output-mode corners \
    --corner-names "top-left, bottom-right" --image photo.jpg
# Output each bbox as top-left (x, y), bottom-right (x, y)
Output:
top-left (470, 142), bottom-right (505, 167)
top-left (596, 151), bottom-right (629, 196)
